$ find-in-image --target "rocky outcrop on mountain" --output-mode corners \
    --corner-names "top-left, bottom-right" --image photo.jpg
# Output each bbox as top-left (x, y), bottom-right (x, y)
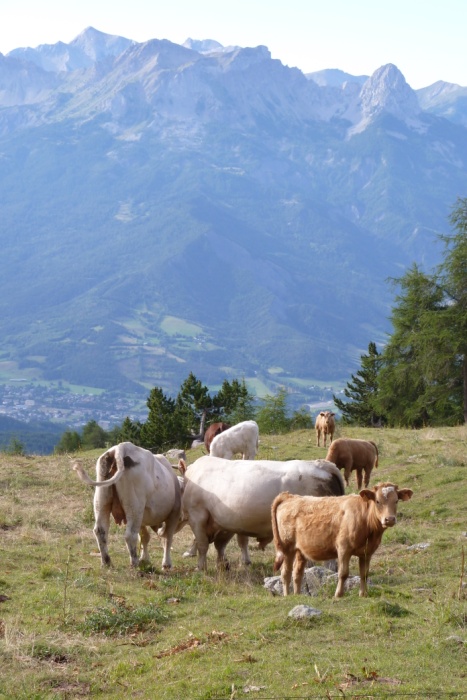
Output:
top-left (0, 53), bottom-right (59, 107)
top-left (357, 63), bottom-right (421, 129)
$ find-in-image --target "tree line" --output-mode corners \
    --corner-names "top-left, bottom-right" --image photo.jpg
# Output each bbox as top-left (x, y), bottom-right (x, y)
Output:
top-left (335, 197), bottom-right (467, 428)
top-left (55, 375), bottom-right (313, 454)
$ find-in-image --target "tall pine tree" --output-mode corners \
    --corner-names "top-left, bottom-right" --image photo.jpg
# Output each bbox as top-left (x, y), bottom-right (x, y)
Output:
top-left (439, 196), bottom-right (467, 423)
top-left (333, 342), bottom-right (383, 426)
top-left (374, 195), bottom-right (467, 428)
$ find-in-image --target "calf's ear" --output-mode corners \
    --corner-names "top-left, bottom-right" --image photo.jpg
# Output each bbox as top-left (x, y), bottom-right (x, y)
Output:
top-left (359, 489), bottom-right (375, 502)
top-left (397, 488), bottom-right (413, 501)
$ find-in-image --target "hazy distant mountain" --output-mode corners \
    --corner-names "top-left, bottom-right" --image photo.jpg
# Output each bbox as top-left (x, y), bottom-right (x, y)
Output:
top-left (7, 26), bottom-right (133, 72)
top-left (0, 28), bottom-right (466, 406)
top-left (417, 80), bottom-right (467, 127)
top-left (307, 68), bottom-right (368, 87)
top-left (182, 38), bottom-right (239, 54)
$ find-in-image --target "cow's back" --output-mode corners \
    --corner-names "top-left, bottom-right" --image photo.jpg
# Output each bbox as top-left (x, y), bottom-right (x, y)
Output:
top-left (183, 457), bottom-right (344, 538)
top-left (327, 438), bottom-right (377, 468)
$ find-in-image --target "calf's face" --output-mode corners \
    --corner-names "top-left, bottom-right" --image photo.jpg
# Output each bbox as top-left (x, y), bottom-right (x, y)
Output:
top-left (359, 483), bottom-right (413, 528)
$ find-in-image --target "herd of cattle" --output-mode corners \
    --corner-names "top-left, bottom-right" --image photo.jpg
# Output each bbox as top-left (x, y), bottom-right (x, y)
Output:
top-left (73, 414), bottom-right (413, 598)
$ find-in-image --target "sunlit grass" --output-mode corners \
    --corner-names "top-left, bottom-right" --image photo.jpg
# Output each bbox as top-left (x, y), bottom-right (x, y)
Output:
top-left (0, 426), bottom-right (465, 699)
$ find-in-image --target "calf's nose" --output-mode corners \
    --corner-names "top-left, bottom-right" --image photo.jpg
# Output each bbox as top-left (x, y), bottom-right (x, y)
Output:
top-left (384, 515), bottom-right (396, 527)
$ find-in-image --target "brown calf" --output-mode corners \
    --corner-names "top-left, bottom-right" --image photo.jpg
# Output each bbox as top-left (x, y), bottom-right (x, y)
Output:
top-left (326, 438), bottom-right (378, 489)
top-left (271, 482), bottom-right (413, 598)
top-left (315, 411), bottom-right (335, 447)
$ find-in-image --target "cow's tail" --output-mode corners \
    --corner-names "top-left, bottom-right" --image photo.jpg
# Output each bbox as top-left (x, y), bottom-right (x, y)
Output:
top-left (72, 445), bottom-right (125, 487)
top-left (271, 491), bottom-right (293, 572)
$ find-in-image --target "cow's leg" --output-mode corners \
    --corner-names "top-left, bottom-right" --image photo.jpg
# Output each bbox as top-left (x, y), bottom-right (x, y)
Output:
top-left (342, 458), bottom-right (352, 487)
top-left (158, 508), bottom-right (181, 570)
top-left (356, 468), bottom-right (363, 490)
top-left (280, 551), bottom-right (294, 596)
top-left (189, 514), bottom-right (211, 571)
top-left (124, 517), bottom-right (143, 567)
top-left (93, 490), bottom-right (113, 566)
top-left (183, 536), bottom-right (198, 558)
top-left (139, 526), bottom-right (151, 563)
top-left (363, 467), bottom-right (371, 488)
top-left (335, 550), bottom-right (351, 598)
top-left (236, 534), bottom-right (251, 565)
top-left (316, 430), bottom-right (320, 447)
top-left (292, 549), bottom-right (306, 594)
top-left (213, 531), bottom-right (235, 569)
top-left (358, 555), bottom-right (372, 597)
top-left (157, 507), bottom-right (184, 569)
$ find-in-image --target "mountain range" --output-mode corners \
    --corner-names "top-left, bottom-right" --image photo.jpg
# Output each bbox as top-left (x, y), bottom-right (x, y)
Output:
top-left (1, 27), bottom-right (466, 409)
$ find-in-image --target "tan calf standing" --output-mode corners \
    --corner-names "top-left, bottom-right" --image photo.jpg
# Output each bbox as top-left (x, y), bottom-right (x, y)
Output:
top-left (271, 482), bottom-right (413, 598)
top-left (315, 411), bottom-right (335, 447)
top-left (326, 438), bottom-right (378, 489)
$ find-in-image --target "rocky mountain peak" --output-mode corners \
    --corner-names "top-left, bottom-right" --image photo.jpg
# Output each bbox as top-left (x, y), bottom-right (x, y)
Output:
top-left (69, 26), bottom-right (134, 62)
top-left (360, 63), bottom-right (420, 122)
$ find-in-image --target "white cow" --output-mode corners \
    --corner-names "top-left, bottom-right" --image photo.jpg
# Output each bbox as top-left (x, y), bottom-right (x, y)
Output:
top-left (209, 420), bottom-right (259, 460)
top-left (73, 442), bottom-right (182, 569)
top-left (181, 455), bottom-right (345, 570)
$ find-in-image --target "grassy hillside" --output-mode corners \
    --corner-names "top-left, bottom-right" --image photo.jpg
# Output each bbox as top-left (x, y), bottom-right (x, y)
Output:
top-left (0, 425), bottom-right (466, 699)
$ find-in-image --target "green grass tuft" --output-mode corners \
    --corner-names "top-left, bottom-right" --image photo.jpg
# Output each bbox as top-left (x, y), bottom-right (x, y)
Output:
top-left (81, 601), bottom-right (169, 637)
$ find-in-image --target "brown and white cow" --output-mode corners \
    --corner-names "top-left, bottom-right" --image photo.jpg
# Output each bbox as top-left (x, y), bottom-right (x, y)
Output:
top-left (181, 456), bottom-right (345, 570)
top-left (326, 438), bottom-right (379, 489)
top-left (204, 422), bottom-right (230, 453)
top-left (315, 411), bottom-right (336, 447)
top-left (271, 482), bottom-right (413, 598)
top-left (73, 442), bottom-right (181, 569)
top-left (209, 420), bottom-right (259, 460)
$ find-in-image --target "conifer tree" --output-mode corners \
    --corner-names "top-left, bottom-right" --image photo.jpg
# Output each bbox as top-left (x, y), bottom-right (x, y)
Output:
top-left (333, 342), bottom-right (383, 425)
top-left (439, 197), bottom-right (467, 423)
top-left (140, 386), bottom-right (178, 451)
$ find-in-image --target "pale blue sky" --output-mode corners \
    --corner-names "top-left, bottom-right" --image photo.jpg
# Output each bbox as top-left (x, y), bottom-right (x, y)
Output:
top-left (1, 0), bottom-right (465, 88)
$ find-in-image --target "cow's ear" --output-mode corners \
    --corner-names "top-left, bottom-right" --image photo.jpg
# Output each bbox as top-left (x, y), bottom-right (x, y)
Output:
top-left (397, 488), bottom-right (413, 501)
top-left (319, 411), bottom-right (325, 417)
top-left (178, 458), bottom-right (187, 476)
top-left (359, 489), bottom-right (375, 502)
top-left (330, 412), bottom-right (335, 416)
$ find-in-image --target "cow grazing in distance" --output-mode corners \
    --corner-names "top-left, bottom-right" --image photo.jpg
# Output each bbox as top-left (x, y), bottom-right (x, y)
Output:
top-left (271, 482), bottom-right (413, 598)
top-left (181, 456), bottom-right (345, 570)
top-left (210, 420), bottom-right (259, 460)
top-left (326, 438), bottom-right (379, 489)
top-left (204, 422), bottom-right (230, 453)
top-left (73, 442), bottom-right (181, 569)
top-left (315, 411), bottom-right (336, 447)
